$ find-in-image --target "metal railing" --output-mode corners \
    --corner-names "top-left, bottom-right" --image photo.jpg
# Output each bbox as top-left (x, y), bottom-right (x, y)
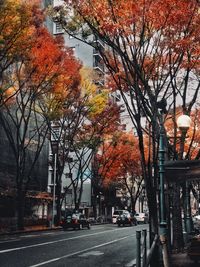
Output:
top-left (144, 234), bottom-right (159, 267)
top-left (136, 230), bottom-right (159, 267)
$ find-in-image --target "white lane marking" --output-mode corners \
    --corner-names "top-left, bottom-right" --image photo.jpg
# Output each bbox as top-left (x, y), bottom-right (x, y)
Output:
top-left (30, 258), bottom-right (60, 266)
top-left (29, 234), bottom-right (135, 267)
top-left (79, 251), bottom-right (104, 257)
top-left (40, 232), bottom-right (55, 236)
top-left (0, 228), bottom-right (129, 254)
top-left (91, 226), bottom-right (104, 229)
top-left (20, 235), bottom-right (38, 238)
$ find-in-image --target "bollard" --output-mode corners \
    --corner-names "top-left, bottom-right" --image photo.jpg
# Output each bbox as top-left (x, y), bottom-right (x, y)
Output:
top-left (136, 230), bottom-right (141, 267)
top-left (142, 229), bottom-right (147, 267)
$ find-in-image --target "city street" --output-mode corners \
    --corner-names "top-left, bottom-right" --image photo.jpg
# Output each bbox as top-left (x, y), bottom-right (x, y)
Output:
top-left (0, 224), bottom-right (149, 267)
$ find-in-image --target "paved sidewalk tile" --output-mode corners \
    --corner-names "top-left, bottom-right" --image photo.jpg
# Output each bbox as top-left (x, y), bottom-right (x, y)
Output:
top-left (171, 252), bottom-right (199, 267)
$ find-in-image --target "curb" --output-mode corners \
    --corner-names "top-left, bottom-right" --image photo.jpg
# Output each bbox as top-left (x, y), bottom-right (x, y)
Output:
top-left (0, 226), bottom-right (62, 237)
top-left (0, 223), bottom-right (110, 237)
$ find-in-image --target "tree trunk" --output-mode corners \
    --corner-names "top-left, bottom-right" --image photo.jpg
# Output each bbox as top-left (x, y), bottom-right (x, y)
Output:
top-left (75, 202), bottom-right (79, 211)
top-left (144, 172), bottom-right (160, 267)
top-left (56, 182), bottom-right (62, 225)
top-left (92, 195), bottom-right (97, 219)
top-left (16, 189), bottom-right (25, 230)
top-left (138, 126), bottom-right (160, 266)
top-left (131, 197), bottom-right (136, 214)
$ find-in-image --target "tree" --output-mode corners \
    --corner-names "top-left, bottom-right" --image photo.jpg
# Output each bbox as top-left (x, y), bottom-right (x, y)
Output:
top-left (0, 0), bottom-right (38, 105)
top-left (0, 1), bottom-right (82, 230)
top-left (37, 41), bottom-right (82, 224)
top-left (97, 132), bottom-right (144, 212)
top-left (40, 66), bottom-right (120, 222)
top-left (50, 0), bottom-right (200, 256)
top-left (61, 68), bottom-right (120, 213)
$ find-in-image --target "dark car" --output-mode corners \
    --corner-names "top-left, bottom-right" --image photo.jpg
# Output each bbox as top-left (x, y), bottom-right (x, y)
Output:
top-left (61, 213), bottom-right (91, 230)
top-left (112, 210), bottom-right (127, 224)
top-left (117, 211), bottom-right (137, 227)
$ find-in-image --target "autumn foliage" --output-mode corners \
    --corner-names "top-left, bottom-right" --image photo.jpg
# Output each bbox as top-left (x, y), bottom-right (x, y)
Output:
top-left (97, 132), bottom-right (142, 185)
top-left (0, 0), bottom-right (83, 230)
top-left (0, 0), bottom-right (81, 107)
top-left (55, 0), bottom-right (200, 250)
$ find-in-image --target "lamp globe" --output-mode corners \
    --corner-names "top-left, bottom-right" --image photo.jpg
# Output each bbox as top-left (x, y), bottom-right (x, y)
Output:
top-left (177, 115), bottom-right (191, 132)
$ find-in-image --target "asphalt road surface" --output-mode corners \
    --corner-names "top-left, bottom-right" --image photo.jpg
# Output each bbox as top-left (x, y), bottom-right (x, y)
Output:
top-left (0, 224), bottom-right (149, 267)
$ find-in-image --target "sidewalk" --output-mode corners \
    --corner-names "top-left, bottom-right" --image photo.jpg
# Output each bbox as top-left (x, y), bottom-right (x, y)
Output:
top-left (171, 252), bottom-right (197, 267)
top-left (0, 221), bottom-right (105, 237)
top-left (0, 225), bottom-right (62, 237)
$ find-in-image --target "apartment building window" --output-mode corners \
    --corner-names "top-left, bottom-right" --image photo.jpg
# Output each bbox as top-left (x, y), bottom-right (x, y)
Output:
top-left (65, 172), bottom-right (73, 179)
top-left (93, 55), bottom-right (105, 73)
top-left (70, 47), bottom-right (76, 53)
top-left (53, 0), bottom-right (64, 7)
top-left (115, 93), bottom-right (121, 102)
top-left (53, 22), bottom-right (64, 34)
top-left (66, 157), bottom-right (73, 163)
top-left (133, 129), bottom-right (138, 136)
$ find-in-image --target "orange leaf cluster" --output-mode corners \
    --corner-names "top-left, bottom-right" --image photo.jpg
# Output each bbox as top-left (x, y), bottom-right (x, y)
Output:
top-left (27, 26), bottom-right (81, 95)
top-left (66, 0), bottom-right (199, 76)
top-left (1, 0), bottom-right (82, 107)
top-left (98, 132), bottom-right (142, 185)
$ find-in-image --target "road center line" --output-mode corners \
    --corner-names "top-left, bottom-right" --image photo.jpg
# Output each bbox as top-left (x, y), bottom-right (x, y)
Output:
top-left (29, 234), bottom-right (136, 267)
top-left (0, 228), bottom-right (130, 254)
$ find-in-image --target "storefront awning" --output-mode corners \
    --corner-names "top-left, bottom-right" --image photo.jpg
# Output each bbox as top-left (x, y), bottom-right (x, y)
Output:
top-left (165, 160), bottom-right (200, 182)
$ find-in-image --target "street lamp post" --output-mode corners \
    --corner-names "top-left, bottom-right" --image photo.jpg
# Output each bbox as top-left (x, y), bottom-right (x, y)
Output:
top-left (159, 114), bottom-right (166, 229)
top-left (177, 114), bottom-right (192, 234)
top-left (158, 108), bottom-right (170, 267)
top-left (198, 182), bottom-right (200, 215)
top-left (157, 98), bottom-right (170, 267)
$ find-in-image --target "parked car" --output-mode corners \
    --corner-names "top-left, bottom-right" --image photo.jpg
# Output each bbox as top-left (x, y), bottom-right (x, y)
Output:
top-left (117, 211), bottom-right (137, 227)
top-left (193, 214), bottom-right (200, 222)
top-left (112, 210), bottom-right (128, 224)
top-left (88, 216), bottom-right (96, 223)
top-left (135, 212), bottom-right (149, 224)
top-left (61, 213), bottom-right (91, 230)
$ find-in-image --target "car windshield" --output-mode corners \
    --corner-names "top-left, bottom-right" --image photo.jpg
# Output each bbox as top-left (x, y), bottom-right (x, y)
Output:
top-left (65, 214), bottom-right (79, 219)
top-left (113, 211), bottom-right (121, 215)
top-left (135, 213), bottom-right (146, 217)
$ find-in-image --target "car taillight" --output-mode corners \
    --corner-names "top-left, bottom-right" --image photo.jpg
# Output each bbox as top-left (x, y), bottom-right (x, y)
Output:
top-left (72, 219), bottom-right (78, 224)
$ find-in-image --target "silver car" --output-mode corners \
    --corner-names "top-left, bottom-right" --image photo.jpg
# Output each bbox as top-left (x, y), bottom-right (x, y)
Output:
top-left (135, 212), bottom-right (149, 224)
